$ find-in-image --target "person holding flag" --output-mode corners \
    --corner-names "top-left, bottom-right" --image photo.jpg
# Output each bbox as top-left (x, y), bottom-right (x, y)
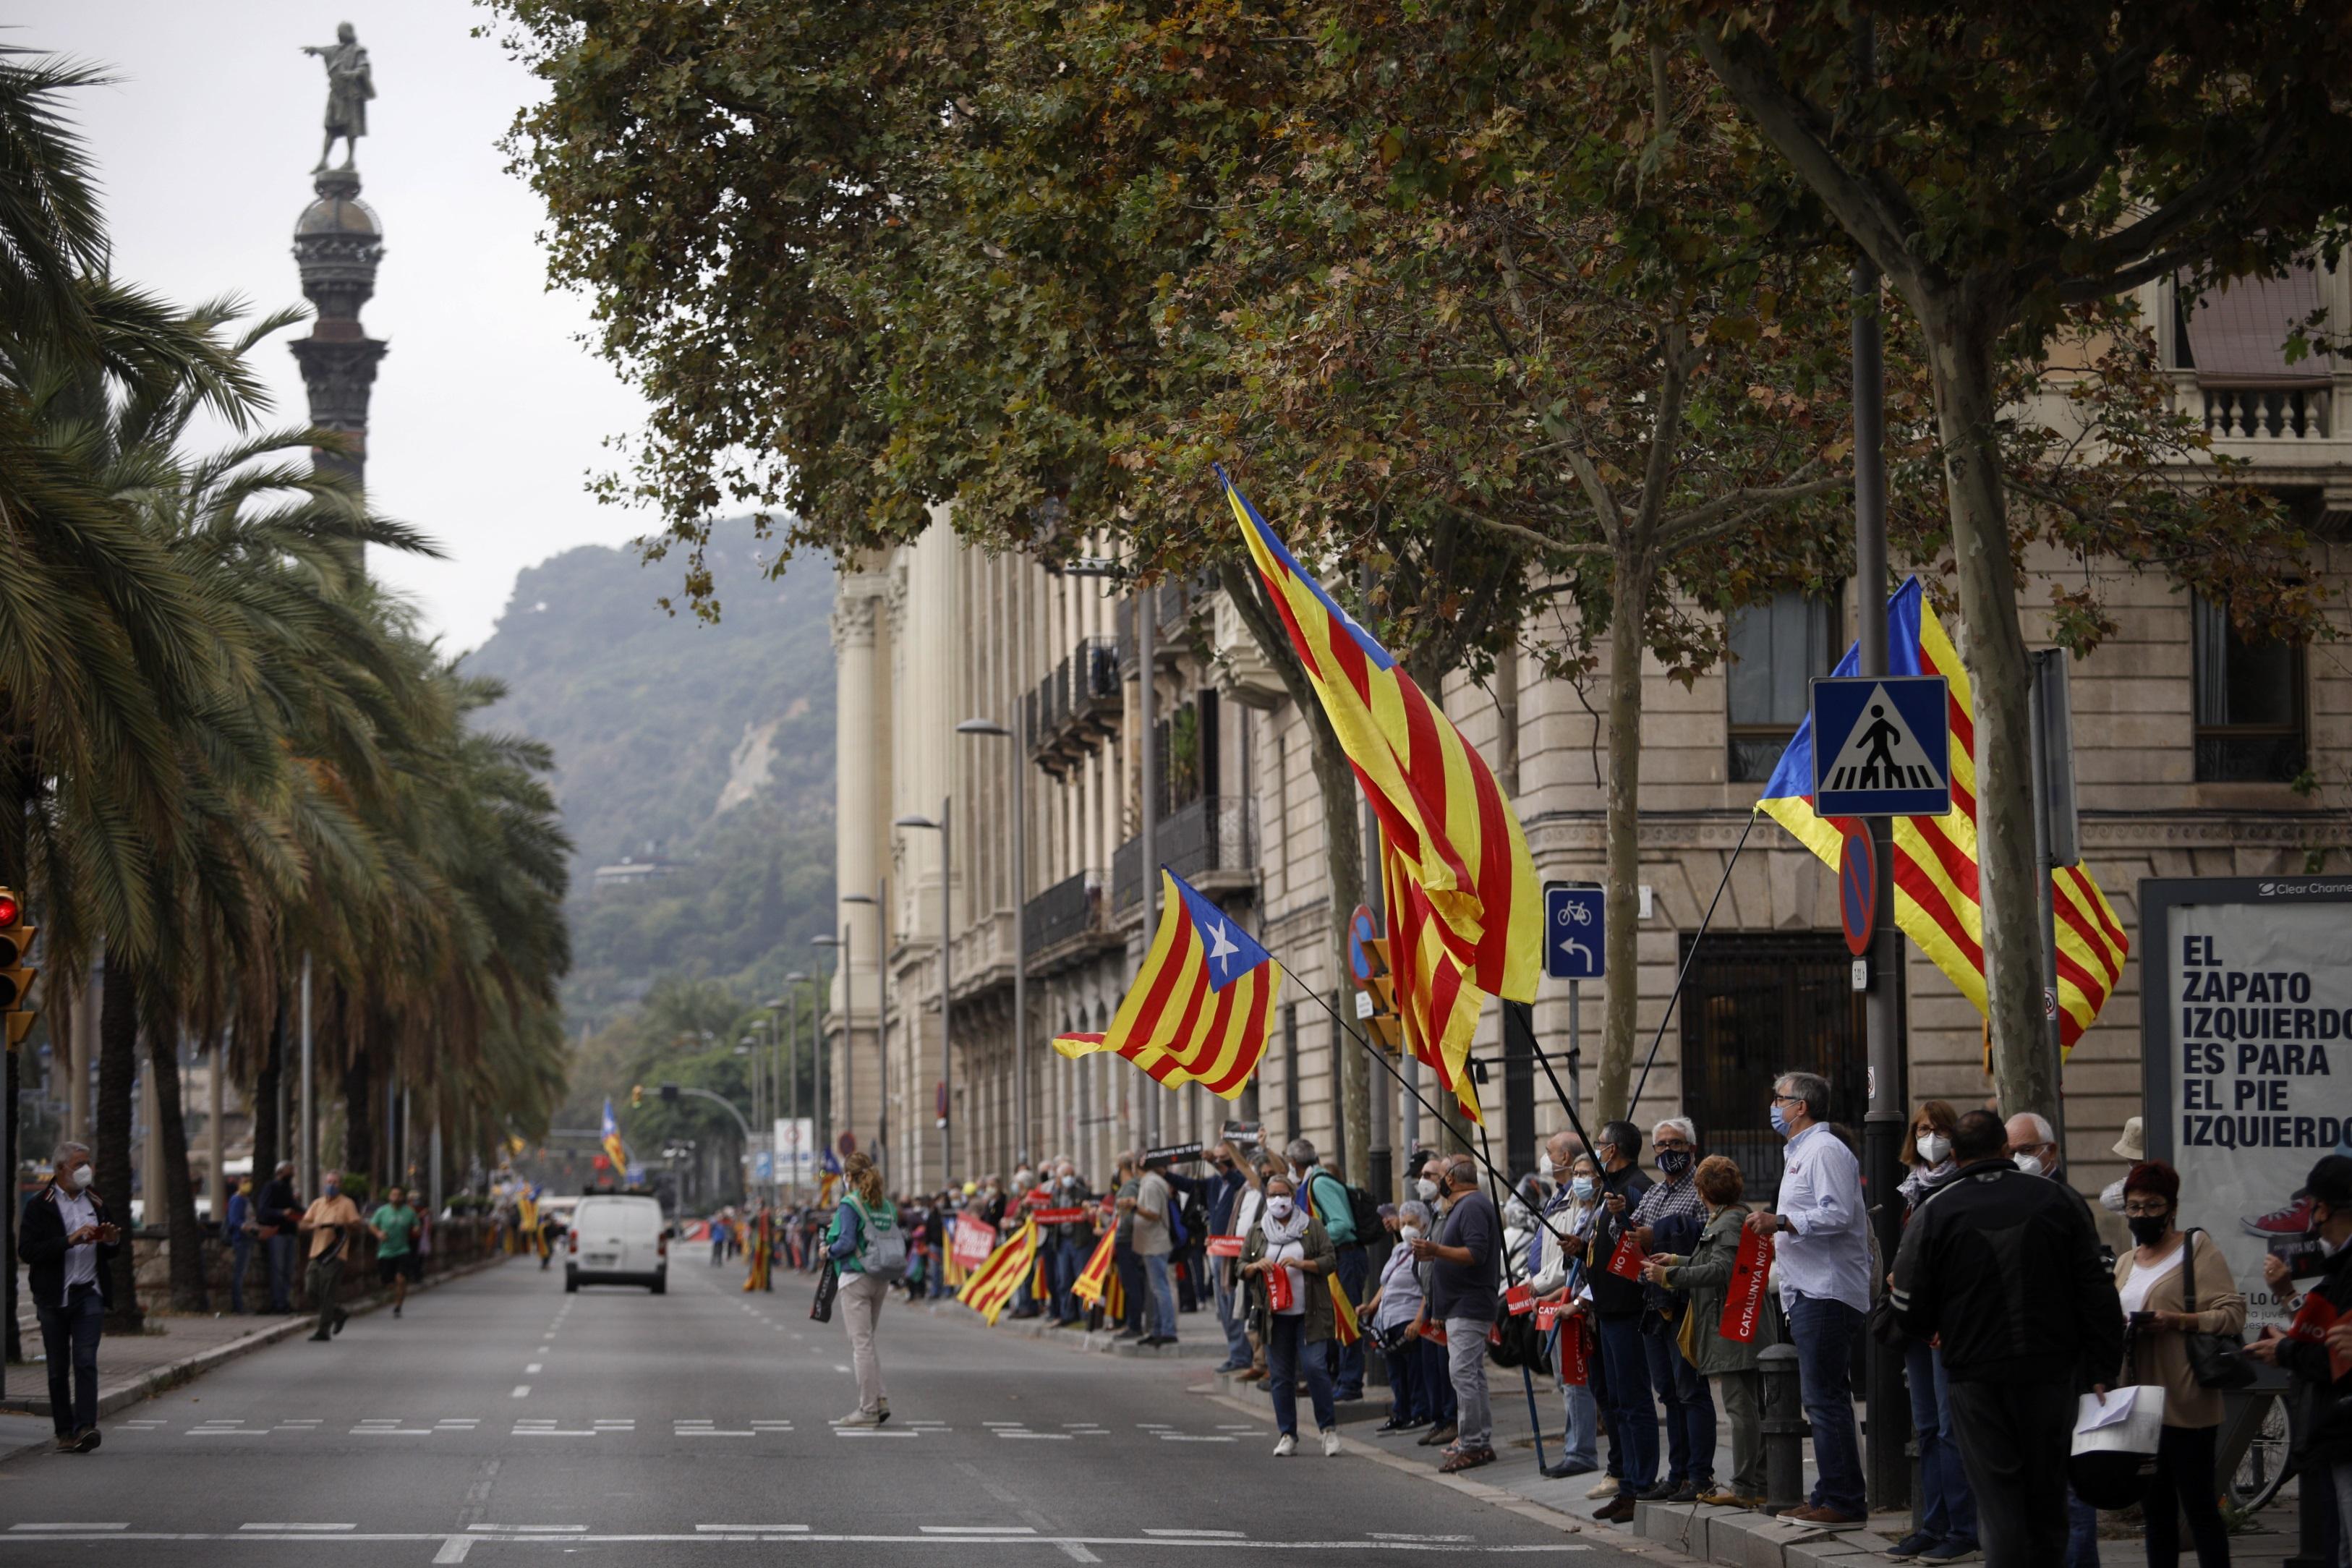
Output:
top-left (1241, 1174), bottom-right (1343, 1457)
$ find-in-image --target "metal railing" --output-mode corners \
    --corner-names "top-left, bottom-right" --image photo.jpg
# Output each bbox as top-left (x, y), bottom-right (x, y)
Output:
top-left (1028, 637), bottom-right (1123, 772)
top-left (1022, 868), bottom-right (1109, 955)
top-left (1112, 794), bottom-right (1258, 913)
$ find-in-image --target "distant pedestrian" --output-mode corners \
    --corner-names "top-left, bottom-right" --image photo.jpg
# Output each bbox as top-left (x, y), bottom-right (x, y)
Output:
top-left (1745, 1072), bottom-right (1871, 1527)
top-left (1169, 1143), bottom-right (1250, 1368)
top-left (1627, 1116), bottom-right (1716, 1501)
top-left (1241, 1173), bottom-right (1340, 1457)
top-left (1891, 1099), bottom-right (1979, 1564)
top-left (225, 1175), bottom-right (257, 1315)
top-left (711, 1211), bottom-right (730, 1266)
top-left (825, 1151), bottom-right (900, 1428)
top-left (1109, 1152), bottom-right (1147, 1339)
top-left (1892, 1109), bottom-right (2123, 1568)
top-left (1528, 1134), bottom-right (1601, 1480)
top-left (369, 1185), bottom-right (423, 1319)
top-left (1131, 1154), bottom-right (1179, 1347)
top-left (1290, 1138), bottom-right (1366, 1400)
top-left (1645, 1154), bottom-right (1776, 1509)
top-left (1587, 1118), bottom-right (1657, 1521)
top-left (2113, 1160), bottom-right (2243, 1568)
top-left (1410, 1154), bottom-right (1499, 1474)
top-left (1367, 1198), bottom-right (1433, 1433)
top-left (257, 1160), bottom-right (302, 1313)
top-left (17, 1141), bottom-right (122, 1453)
top-left (2007, 1108), bottom-right (2104, 1568)
top-left (298, 1170), bottom-right (365, 1342)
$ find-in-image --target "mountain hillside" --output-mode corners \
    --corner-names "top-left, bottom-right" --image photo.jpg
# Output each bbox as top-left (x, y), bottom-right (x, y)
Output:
top-left (464, 527), bottom-right (836, 1027)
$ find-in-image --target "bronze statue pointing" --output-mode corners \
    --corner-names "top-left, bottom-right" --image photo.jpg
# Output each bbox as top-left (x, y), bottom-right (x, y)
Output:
top-left (303, 22), bottom-right (375, 173)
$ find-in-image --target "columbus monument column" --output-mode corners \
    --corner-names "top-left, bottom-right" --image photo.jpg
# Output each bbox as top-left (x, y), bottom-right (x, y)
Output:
top-left (290, 22), bottom-right (387, 503)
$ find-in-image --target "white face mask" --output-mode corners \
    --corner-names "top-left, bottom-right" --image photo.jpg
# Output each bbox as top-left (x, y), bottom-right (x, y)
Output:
top-left (1399, 1224), bottom-right (1422, 1242)
top-left (69, 1164), bottom-right (95, 1190)
top-left (1264, 1196), bottom-right (1294, 1221)
top-left (1413, 1178), bottom-right (1439, 1203)
top-left (2015, 1154), bottom-right (2046, 1179)
top-left (1917, 1133), bottom-right (1951, 1165)
top-left (1538, 1154), bottom-right (1556, 1180)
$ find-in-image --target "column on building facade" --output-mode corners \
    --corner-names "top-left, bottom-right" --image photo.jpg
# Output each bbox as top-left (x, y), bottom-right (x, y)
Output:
top-left (831, 572), bottom-right (885, 1167)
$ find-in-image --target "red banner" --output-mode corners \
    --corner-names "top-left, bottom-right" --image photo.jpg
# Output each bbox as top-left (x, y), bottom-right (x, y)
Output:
top-left (1607, 1231), bottom-right (1646, 1279)
top-left (1420, 1319), bottom-right (1448, 1346)
top-left (1030, 1208), bottom-right (1088, 1224)
top-left (1534, 1298), bottom-right (1561, 1331)
top-left (952, 1217), bottom-right (998, 1271)
top-left (1718, 1227), bottom-right (1776, 1343)
top-left (1266, 1263), bottom-right (1296, 1313)
top-left (1205, 1235), bottom-right (1245, 1258)
top-left (1555, 1312), bottom-right (1590, 1384)
top-left (1504, 1282), bottom-right (1535, 1316)
top-left (2284, 1292), bottom-right (2348, 1378)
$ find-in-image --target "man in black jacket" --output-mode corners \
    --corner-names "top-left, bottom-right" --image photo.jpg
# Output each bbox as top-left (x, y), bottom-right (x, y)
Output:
top-left (16, 1141), bottom-right (123, 1452)
top-left (1588, 1120), bottom-right (1658, 1522)
top-left (255, 1160), bottom-right (302, 1313)
top-left (1891, 1109), bottom-right (2123, 1568)
top-left (2249, 1154), bottom-right (2351, 1551)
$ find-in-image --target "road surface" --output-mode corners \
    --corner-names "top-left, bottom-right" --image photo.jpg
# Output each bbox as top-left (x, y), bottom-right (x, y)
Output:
top-left (0, 1255), bottom-right (1622, 1566)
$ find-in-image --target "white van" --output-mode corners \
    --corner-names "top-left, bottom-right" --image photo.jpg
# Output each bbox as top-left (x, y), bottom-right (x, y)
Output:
top-left (564, 1195), bottom-right (669, 1294)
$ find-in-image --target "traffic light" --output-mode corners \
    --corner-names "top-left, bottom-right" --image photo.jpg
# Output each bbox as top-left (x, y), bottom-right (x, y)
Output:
top-left (631, 1083), bottom-right (644, 1108)
top-left (1358, 937), bottom-right (1402, 1054)
top-left (659, 1083), bottom-right (680, 1103)
top-left (0, 888), bottom-right (38, 1050)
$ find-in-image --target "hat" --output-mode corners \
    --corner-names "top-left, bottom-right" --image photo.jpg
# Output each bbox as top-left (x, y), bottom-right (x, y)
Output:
top-left (2296, 1154), bottom-right (2352, 1209)
top-left (2111, 1116), bottom-right (2144, 1162)
top-left (1376, 1202), bottom-right (1397, 1220)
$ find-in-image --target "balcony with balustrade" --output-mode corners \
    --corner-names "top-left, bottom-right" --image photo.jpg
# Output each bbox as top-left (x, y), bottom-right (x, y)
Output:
top-left (1111, 793), bottom-right (1259, 919)
top-left (1020, 867), bottom-right (1122, 978)
top-left (1026, 636), bottom-right (1122, 777)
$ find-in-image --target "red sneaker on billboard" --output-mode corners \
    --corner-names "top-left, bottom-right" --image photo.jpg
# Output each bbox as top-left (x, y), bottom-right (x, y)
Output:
top-left (2241, 1195), bottom-right (2315, 1239)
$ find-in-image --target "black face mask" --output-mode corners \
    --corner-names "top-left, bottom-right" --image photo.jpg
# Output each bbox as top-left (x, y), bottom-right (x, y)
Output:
top-left (2127, 1214), bottom-right (2170, 1247)
top-left (1657, 1149), bottom-right (1694, 1178)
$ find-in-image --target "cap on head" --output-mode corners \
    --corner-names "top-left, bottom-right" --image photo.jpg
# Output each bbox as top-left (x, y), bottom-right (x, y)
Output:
top-left (2297, 1153), bottom-right (2352, 1209)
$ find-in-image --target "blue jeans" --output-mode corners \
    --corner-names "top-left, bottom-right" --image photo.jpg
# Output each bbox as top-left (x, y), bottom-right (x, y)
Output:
top-left (1787, 1292), bottom-right (1866, 1517)
top-left (1643, 1321), bottom-right (1717, 1485)
top-left (1904, 1337), bottom-right (1977, 1546)
top-left (1055, 1237), bottom-right (1086, 1320)
top-left (1557, 1375), bottom-right (1601, 1470)
top-left (1328, 1246), bottom-right (1368, 1395)
top-left (1267, 1313), bottom-right (1337, 1439)
top-left (2067, 1486), bottom-right (2100, 1568)
top-left (1144, 1253), bottom-right (1177, 1339)
top-left (35, 1284), bottom-right (104, 1437)
top-left (1597, 1316), bottom-right (1658, 1497)
top-left (1419, 1334), bottom-right (1458, 1428)
top-left (1381, 1337), bottom-right (1427, 1423)
top-left (1215, 1271), bottom-right (1251, 1369)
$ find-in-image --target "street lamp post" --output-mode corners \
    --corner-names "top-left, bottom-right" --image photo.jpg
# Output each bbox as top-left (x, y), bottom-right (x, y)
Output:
top-left (783, 973), bottom-right (809, 1196)
top-left (810, 934), bottom-right (843, 1183)
top-left (956, 718), bottom-right (1026, 1165)
top-left (895, 806), bottom-right (951, 1189)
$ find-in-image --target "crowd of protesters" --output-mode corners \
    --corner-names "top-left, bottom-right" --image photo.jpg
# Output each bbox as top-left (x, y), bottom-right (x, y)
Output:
top-left (702, 1082), bottom-right (2352, 1568)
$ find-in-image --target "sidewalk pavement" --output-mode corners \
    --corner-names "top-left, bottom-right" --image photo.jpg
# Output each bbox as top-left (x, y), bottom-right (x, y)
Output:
top-left (926, 1295), bottom-right (2314, 1568)
top-left (0, 1253), bottom-right (508, 1462)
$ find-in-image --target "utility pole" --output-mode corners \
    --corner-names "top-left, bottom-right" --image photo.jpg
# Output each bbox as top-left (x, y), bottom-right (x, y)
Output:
top-left (299, 953), bottom-right (315, 1201)
top-left (1137, 583), bottom-right (1159, 1146)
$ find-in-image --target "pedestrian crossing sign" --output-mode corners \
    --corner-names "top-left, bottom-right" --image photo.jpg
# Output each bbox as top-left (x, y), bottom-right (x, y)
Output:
top-left (1810, 675), bottom-right (1952, 817)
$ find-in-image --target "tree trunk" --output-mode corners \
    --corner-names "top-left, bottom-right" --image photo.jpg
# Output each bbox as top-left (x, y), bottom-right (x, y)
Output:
top-left (146, 1024), bottom-right (208, 1312)
top-left (1595, 545), bottom-right (1657, 1122)
top-left (1214, 563), bottom-right (1371, 1174)
top-left (250, 1004), bottom-right (283, 1185)
top-left (95, 960), bottom-right (143, 1332)
top-left (1922, 289), bottom-right (2053, 1125)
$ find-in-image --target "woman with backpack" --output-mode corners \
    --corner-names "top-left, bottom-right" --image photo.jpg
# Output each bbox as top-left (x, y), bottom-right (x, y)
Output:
top-left (825, 1151), bottom-right (906, 1428)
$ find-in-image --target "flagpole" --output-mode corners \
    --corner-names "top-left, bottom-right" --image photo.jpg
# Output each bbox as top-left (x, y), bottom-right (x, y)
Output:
top-left (1625, 811), bottom-right (1760, 1118)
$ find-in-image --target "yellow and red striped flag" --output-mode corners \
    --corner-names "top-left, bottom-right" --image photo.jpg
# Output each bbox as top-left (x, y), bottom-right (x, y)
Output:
top-left (957, 1218), bottom-right (1039, 1327)
top-left (1069, 1228), bottom-right (1117, 1307)
top-left (1328, 1274), bottom-right (1362, 1347)
top-left (1052, 867), bottom-right (1278, 1099)
top-left (1758, 579), bottom-right (2129, 1052)
top-left (1224, 469), bottom-right (1538, 1117)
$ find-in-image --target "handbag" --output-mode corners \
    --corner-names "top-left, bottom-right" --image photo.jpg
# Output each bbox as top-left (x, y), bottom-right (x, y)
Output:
top-left (810, 1258), bottom-right (840, 1323)
top-left (2179, 1229), bottom-right (2256, 1390)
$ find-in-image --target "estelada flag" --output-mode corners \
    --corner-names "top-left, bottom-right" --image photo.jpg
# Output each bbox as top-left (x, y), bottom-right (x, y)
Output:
top-left (1328, 1274), bottom-right (1361, 1347)
top-left (957, 1217), bottom-right (1039, 1327)
top-left (1757, 579), bottom-right (2129, 1053)
top-left (1052, 866), bottom-right (1277, 1099)
top-left (1718, 1228), bottom-right (1774, 1344)
top-left (1224, 469), bottom-right (1539, 1118)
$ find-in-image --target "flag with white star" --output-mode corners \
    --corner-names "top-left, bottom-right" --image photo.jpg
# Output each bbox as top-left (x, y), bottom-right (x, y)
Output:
top-left (1050, 867), bottom-right (1279, 1100)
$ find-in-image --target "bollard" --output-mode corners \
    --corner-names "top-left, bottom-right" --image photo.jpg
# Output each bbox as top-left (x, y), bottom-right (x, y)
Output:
top-left (1758, 1342), bottom-right (1808, 1515)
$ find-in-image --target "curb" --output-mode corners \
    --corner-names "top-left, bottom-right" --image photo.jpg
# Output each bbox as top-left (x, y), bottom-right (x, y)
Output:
top-left (0, 1253), bottom-right (509, 1464)
top-left (919, 1299), bottom-right (1224, 1360)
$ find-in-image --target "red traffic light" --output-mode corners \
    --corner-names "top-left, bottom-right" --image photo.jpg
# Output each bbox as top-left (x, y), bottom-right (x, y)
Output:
top-left (0, 894), bottom-right (20, 926)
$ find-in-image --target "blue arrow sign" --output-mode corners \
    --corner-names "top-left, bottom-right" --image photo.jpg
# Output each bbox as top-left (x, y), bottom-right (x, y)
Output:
top-left (1810, 675), bottom-right (1952, 817)
top-left (1544, 884), bottom-right (1605, 980)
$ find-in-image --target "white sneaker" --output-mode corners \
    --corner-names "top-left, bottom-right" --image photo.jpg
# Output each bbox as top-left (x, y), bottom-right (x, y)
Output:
top-left (1272, 1433), bottom-right (1298, 1457)
top-left (1319, 1428), bottom-right (1342, 1458)
top-left (1588, 1479), bottom-right (1618, 1499)
top-left (833, 1409), bottom-right (884, 1428)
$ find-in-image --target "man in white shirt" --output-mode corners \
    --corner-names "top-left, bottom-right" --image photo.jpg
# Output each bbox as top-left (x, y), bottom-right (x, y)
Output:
top-left (1744, 1071), bottom-right (1870, 1525)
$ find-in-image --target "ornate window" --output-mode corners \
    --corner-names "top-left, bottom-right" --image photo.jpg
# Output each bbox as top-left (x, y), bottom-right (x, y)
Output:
top-left (2193, 594), bottom-right (2306, 783)
top-left (1726, 589), bottom-right (1840, 783)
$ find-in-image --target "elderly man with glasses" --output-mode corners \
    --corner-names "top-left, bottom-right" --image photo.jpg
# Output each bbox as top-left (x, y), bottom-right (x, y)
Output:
top-left (1623, 1116), bottom-right (1718, 1502)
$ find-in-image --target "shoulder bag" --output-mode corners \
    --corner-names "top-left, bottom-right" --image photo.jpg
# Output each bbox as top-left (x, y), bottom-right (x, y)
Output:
top-left (2178, 1229), bottom-right (2255, 1390)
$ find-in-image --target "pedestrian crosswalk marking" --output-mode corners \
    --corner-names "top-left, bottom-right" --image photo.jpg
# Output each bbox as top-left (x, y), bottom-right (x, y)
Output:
top-left (9, 1524), bottom-right (129, 1532)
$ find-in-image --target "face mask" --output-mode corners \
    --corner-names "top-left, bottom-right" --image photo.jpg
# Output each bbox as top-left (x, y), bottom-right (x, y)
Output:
top-left (2015, 1154), bottom-right (2046, 1179)
top-left (1571, 1176), bottom-right (1596, 1201)
top-left (69, 1164), bottom-right (95, 1190)
top-left (1657, 1149), bottom-right (1693, 1178)
top-left (1538, 1154), bottom-right (1556, 1180)
top-left (324, 1181), bottom-right (340, 1196)
top-left (1399, 1224), bottom-right (1422, 1243)
top-left (1264, 1196), bottom-right (1294, 1220)
top-left (1413, 1179), bottom-right (1439, 1203)
top-left (1917, 1133), bottom-right (1951, 1166)
top-left (1769, 1102), bottom-right (1792, 1138)
top-left (2126, 1214), bottom-right (2170, 1247)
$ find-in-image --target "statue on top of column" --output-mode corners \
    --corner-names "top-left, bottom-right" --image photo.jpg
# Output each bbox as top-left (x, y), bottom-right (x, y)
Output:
top-left (302, 22), bottom-right (376, 174)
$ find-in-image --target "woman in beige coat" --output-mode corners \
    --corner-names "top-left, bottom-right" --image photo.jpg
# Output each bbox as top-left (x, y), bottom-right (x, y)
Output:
top-left (2113, 1159), bottom-right (2245, 1568)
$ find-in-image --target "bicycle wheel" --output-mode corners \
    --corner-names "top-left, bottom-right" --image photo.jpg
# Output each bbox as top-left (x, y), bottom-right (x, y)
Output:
top-left (2227, 1392), bottom-right (2293, 1511)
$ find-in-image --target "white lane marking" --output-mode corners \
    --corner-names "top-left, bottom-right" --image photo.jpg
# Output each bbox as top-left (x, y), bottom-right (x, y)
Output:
top-left (241, 1523), bottom-right (357, 1532)
top-left (921, 1526), bottom-right (1039, 1535)
top-left (349, 1427), bottom-right (433, 1435)
top-left (433, 1538), bottom-right (473, 1564)
top-left (696, 1525), bottom-right (809, 1533)
top-left (1145, 1530), bottom-right (1248, 1538)
top-left (980, 1422), bottom-right (1023, 1428)
top-left (467, 1525), bottom-right (589, 1533)
top-left (511, 1386), bottom-right (530, 1398)
top-left (9, 1525), bottom-right (129, 1532)
top-left (0, 1530), bottom-right (1588, 1552)
top-left (1156, 1434), bottom-right (1237, 1443)
top-left (832, 1363), bottom-right (851, 1373)
top-left (1135, 1423), bottom-right (1172, 1429)
top-left (996, 1431), bottom-right (1073, 1441)
top-left (537, 1345), bottom-right (550, 1353)
top-left (832, 1428), bottom-right (918, 1437)
top-left (525, 1363), bottom-right (543, 1373)
top-left (750, 1421), bottom-right (793, 1430)
top-left (1369, 1535), bottom-right (1475, 1543)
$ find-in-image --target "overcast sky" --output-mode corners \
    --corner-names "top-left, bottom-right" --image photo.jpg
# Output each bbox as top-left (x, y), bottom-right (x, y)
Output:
top-left (20, 1), bottom-right (661, 652)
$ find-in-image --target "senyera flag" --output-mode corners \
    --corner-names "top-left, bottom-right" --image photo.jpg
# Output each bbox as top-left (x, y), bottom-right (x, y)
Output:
top-left (957, 1217), bottom-right (1039, 1327)
top-left (1757, 578), bottom-right (2129, 1053)
top-left (1222, 468), bottom-right (1538, 1119)
top-left (600, 1096), bottom-right (630, 1176)
top-left (1052, 866), bottom-right (1278, 1100)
